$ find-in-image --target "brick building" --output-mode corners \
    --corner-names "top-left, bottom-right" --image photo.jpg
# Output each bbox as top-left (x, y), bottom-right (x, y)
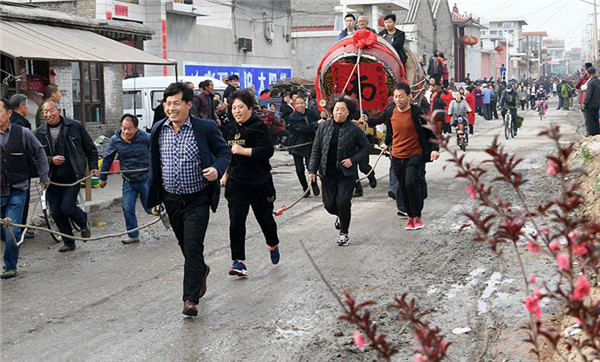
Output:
top-left (0, 2), bottom-right (172, 138)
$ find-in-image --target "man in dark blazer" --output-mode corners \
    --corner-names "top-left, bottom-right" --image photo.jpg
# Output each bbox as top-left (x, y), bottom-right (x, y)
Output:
top-left (147, 82), bottom-right (231, 317)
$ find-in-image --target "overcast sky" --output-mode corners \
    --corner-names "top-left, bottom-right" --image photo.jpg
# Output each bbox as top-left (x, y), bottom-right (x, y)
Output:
top-left (453, 0), bottom-right (592, 51)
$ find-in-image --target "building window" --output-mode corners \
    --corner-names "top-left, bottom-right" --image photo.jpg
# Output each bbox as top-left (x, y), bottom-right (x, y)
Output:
top-left (72, 62), bottom-right (104, 123)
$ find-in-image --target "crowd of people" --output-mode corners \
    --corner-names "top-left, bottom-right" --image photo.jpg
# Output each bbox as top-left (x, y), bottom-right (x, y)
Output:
top-left (3, 20), bottom-right (599, 319)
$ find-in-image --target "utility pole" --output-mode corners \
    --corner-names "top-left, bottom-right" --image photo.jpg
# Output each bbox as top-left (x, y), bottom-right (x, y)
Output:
top-left (594, 0), bottom-right (598, 61)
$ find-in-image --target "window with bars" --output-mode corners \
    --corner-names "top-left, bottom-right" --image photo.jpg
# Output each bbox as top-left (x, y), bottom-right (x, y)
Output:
top-left (72, 62), bottom-right (104, 123)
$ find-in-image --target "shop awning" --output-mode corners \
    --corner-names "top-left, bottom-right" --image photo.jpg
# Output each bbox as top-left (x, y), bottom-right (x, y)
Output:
top-left (0, 20), bottom-right (176, 65)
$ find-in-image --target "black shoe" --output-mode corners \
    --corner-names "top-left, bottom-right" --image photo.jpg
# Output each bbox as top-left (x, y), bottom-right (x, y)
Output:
top-left (397, 210), bottom-right (408, 219)
top-left (1, 269), bottom-right (16, 279)
top-left (334, 217), bottom-right (341, 230)
top-left (353, 189), bottom-right (363, 197)
top-left (80, 220), bottom-right (91, 241)
top-left (58, 244), bottom-right (76, 253)
top-left (311, 181), bottom-right (320, 197)
top-left (122, 237), bottom-right (140, 244)
top-left (368, 173), bottom-right (377, 188)
top-left (303, 188), bottom-right (310, 198)
top-left (388, 190), bottom-right (396, 200)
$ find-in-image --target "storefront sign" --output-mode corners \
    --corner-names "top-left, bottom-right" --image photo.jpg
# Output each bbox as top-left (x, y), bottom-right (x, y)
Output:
top-left (184, 64), bottom-right (292, 97)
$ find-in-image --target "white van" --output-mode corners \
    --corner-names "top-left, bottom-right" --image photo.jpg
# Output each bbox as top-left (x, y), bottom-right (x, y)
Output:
top-left (122, 76), bottom-right (226, 131)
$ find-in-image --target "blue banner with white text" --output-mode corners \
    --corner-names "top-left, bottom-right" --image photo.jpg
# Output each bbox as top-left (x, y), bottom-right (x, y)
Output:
top-left (184, 64), bottom-right (292, 98)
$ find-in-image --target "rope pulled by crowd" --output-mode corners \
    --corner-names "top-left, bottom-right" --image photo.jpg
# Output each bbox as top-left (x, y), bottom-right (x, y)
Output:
top-left (2, 210), bottom-right (169, 248)
top-left (49, 168), bottom-right (150, 187)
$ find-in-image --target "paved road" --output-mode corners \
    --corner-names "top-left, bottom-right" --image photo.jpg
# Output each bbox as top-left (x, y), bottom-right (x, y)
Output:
top-left (1, 98), bottom-right (585, 361)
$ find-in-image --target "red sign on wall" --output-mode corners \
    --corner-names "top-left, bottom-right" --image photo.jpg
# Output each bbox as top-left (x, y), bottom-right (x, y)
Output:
top-left (161, 19), bottom-right (168, 76)
top-left (331, 62), bottom-right (388, 111)
top-left (115, 5), bottom-right (129, 17)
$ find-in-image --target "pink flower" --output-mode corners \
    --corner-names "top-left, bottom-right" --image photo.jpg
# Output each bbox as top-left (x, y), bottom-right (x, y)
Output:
top-left (540, 227), bottom-right (550, 236)
top-left (526, 241), bottom-right (540, 253)
top-left (530, 273), bottom-right (536, 283)
top-left (573, 275), bottom-right (591, 301)
top-left (465, 185), bottom-right (477, 198)
top-left (525, 295), bottom-right (542, 320)
top-left (549, 241), bottom-right (561, 252)
top-left (353, 331), bottom-right (367, 348)
top-left (546, 160), bottom-right (559, 176)
top-left (576, 318), bottom-right (582, 326)
top-left (557, 253), bottom-right (570, 271)
top-left (573, 243), bottom-right (588, 256)
top-left (415, 353), bottom-right (426, 362)
top-left (533, 288), bottom-right (542, 299)
top-left (568, 230), bottom-right (581, 243)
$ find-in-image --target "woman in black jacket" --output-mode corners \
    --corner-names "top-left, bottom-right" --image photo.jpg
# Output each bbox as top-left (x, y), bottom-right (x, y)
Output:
top-left (287, 96), bottom-right (322, 196)
top-left (279, 93), bottom-right (294, 125)
top-left (308, 97), bottom-right (371, 246)
top-left (221, 90), bottom-right (281, 277)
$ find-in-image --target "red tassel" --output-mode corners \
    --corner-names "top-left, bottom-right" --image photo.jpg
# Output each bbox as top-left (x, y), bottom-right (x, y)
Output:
top-left (275, 205), bottom-right (287, 216)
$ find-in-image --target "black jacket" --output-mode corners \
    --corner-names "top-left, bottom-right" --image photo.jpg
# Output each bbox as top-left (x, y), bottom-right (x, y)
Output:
top-left (34, 116), bottom-right (98, 182)
top-left (280, 101), bottom-right (294, 124)
top-left (10, 112), bottom-right (31, 129)
top-left (147, 116), bottom-right (231, 212)
top-left (379, 28), bottom-right (407, 65)
top-left (584, 76), bottom-right (600, 108)
top-left (384, 104), bottom-right (439, 163)
top-left (225, 112), bottom-right (274, 185)
top-left (287, 109), bottom-right (319, 157)
top-left (309, 119), bottom-right (370, 177)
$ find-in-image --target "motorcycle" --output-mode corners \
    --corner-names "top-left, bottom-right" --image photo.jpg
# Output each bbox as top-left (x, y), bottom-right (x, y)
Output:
top-left (452, 116), bottom-right (469, 151)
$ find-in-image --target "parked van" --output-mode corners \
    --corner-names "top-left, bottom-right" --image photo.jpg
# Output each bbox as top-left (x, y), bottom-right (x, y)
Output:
top-left (122, 76), bottom-right (226, 131)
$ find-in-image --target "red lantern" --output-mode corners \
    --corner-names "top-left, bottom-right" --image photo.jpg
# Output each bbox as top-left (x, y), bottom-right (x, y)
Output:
top-left (470, 36), bottom-right (478, 45)
top-left (520, 60), bottom-right (527, 66)
top-left (495, 45), bottom-right (505, 52)
top-left (460, 35), bottom-right (471, 45)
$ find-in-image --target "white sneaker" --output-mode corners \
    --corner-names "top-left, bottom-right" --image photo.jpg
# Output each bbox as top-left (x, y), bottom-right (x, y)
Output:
top-left (337, 233), bottom-right (349, 246)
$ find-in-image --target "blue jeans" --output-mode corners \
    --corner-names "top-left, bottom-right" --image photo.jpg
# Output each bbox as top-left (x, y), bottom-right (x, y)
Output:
top-left (46, 184), bottom-right (87, 247)
top-left (122, 180), bottom-right (152, 238)
top-left (1, 188), bottom-right (27, 270)
top-left (388, 163), bottom-right (405, 212)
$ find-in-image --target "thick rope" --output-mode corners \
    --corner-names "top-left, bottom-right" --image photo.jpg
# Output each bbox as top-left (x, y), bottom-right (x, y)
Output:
top-left (277, 141), bottom-right (313, 151)
top-left (274, 188), bottom-right (311, 216)
top-left (4, 213), bottom-right (166, 247)
top-left (49, 168), bottom-right (149, 187)
top-left (356, 147), bottom-right (387, 184)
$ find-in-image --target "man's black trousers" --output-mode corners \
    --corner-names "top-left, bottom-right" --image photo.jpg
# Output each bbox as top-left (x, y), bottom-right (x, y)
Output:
top-left (163, 188), bottom-right (211, 305)
top-left (584, 107), bottom-right (600, 136)
top-left (392, 155), bottom-right (426, 218)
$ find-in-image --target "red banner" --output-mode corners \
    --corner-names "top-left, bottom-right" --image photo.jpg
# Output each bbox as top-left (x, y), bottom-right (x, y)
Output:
top-left (331, 62), bottom-right (388, 111)
top-left (161, 19), bottom-right (168, 76)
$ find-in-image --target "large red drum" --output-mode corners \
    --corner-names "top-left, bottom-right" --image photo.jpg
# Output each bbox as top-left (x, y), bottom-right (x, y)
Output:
top-left (315, 30), bottom-right (425, 113)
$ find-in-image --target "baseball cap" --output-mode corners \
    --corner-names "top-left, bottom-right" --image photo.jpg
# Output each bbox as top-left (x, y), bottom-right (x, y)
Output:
top-left (587, 66), bottom-right (596, 74)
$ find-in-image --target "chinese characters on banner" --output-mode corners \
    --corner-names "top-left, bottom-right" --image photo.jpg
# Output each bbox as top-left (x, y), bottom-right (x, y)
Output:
top-left (184, 64), bottom-right (291, 98)
top-left (331, 62), bottom-right (388, 111)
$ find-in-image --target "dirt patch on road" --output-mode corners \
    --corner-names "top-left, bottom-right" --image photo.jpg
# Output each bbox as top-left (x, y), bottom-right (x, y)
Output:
top-left (573, 136), bottom-right (600, 222)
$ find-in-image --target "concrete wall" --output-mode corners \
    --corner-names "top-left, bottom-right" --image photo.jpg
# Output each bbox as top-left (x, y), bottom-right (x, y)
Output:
top-left (166, 11), bottom-right (292, 71)
top-left (291, 33), bottom-right (338, 80)
top-left (435, 1), bottom-right (454, 77)
top-left (464, 27), bottom-right (482, 80)
top-left (50, 62), bottom-right (74, 119)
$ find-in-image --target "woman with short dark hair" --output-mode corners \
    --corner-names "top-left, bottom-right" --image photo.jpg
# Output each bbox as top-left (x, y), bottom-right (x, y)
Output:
top-left (221, 90), bottom-right (281, 277)
top-left (308, 97), bottom-right (371, 246)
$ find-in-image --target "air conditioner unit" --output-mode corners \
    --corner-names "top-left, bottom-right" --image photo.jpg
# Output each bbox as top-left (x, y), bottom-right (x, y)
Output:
top-left (238, 38), bottom-right (253, 52)
top-left (265, 22), bottom-right (275, 42)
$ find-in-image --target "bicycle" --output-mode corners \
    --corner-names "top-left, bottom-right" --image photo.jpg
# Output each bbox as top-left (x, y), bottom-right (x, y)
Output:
top-left (536, 98), bottom-right (546, 120)
top-left (38, 184), bottom-right (87, 243)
